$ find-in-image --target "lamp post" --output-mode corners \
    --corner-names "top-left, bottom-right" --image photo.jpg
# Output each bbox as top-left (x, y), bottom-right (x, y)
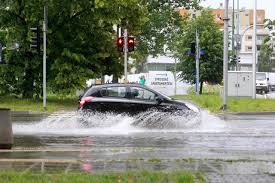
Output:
top-left (252, 0), bottom-right (257, 99)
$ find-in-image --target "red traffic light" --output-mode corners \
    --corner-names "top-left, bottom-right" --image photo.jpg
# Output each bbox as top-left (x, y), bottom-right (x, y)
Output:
top-left (117, 37), bottom-right (124, 45)
top-left (117, 37), bottom-right (124, 52)
top-left (128, 36), bottom-right (135, 52)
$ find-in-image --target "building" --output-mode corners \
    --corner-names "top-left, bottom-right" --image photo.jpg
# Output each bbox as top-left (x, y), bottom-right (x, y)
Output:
top-left (178, 7), bottom-right (271, 71)
top-left (143, 55), bottom-right (177, 72)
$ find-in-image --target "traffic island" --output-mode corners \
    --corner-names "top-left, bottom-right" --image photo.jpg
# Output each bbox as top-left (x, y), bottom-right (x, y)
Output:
top-left (0, 108), bottom-right (13, 149)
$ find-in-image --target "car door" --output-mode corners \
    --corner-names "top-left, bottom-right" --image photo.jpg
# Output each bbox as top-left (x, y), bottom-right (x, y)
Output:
top-left (128, 86), bottom-right (158, 114)
top-left (98, 86), bottom-right (131, 113)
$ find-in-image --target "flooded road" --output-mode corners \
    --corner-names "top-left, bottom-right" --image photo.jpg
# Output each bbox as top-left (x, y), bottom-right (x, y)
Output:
top-left (1, 109), bottom-right (275, 182)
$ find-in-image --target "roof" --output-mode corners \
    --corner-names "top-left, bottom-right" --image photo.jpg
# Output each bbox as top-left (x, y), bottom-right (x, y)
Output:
top-left (146, 55), bottom-right (177, 64)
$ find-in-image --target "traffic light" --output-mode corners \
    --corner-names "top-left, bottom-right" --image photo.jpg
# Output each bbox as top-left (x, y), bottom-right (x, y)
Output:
top-left (190, 42), bottom-right (196, 55)
top-left (117, 36), bottom-right (124, 52)
top-left (30, 26), bottom-right (40, 53)
top-left (128, 36), bottom-right (135, 52)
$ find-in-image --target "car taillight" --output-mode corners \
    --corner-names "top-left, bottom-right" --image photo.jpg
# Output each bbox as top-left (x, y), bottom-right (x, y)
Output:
top-left (79, 97), bottom-right (93, 108)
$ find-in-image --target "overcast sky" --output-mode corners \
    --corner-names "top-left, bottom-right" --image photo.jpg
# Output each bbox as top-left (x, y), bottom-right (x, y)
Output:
top-left (201, 0), bottom-right (275, 20)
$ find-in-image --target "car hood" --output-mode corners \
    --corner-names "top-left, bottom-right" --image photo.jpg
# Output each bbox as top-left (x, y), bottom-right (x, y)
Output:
top-left (169, 100), bottom-right (200, 113)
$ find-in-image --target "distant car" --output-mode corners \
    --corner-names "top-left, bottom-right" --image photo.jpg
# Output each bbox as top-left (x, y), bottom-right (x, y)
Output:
top-left (78, 84), bottom-right (194, 115)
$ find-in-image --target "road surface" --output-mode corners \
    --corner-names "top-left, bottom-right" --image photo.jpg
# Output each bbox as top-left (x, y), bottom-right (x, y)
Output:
top-left (1, 110), bottom-right (275, 182)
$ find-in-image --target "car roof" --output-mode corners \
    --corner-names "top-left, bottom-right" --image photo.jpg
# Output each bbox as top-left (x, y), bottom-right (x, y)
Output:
top-left (91, 83), bottom-right (149, 89)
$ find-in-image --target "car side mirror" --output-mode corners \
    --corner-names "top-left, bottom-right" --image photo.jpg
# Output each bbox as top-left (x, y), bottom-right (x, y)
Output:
top-left (156, 97), bottom-right (163, 104)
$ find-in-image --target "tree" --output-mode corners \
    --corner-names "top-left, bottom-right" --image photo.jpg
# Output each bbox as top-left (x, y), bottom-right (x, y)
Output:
top-left (258, 38), bottom-right (274, 72)
top-left (132, 0), bottom-right (201, 73)
top-left (0, 0), bottom-right (43, 97)
top-left (176, 9), bottom-right (223, 94)
top-left (258, 19), bottom-right (275, 72)
top-left (0, 0), bottom-right (148, 97)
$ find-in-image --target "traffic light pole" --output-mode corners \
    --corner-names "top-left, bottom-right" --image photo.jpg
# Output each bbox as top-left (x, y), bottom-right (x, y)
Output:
top-left (124, 29), bottom-right (128, 83)
top-left (43, 5), bottom-right (47, 111)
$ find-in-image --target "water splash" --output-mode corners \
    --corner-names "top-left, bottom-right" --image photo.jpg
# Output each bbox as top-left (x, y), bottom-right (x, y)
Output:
top-left (13, 105), bottom-right (226, 136)
top-left (133, 109), bottom-right (200, 129)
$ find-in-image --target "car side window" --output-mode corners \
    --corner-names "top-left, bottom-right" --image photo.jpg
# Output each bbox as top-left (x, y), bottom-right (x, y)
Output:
top-left (130, 87), bottom-right (157, 101)
top-left (100, 87), bottom-right (126, 98)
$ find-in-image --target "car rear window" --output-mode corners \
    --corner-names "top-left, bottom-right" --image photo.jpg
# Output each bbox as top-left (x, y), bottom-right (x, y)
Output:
top-left (100, 87), bottom-right (126, 98)
top-left (83, 87), bottom-right (100, 97)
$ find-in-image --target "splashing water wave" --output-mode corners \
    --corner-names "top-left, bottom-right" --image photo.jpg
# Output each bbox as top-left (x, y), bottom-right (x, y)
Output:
top-left (13, 105), bottom-right (226, 136)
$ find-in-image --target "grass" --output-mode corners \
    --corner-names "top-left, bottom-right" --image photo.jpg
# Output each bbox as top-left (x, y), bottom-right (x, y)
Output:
top-left (174, 85), bottom-right (275, 113)
top-left (0, 171), bottom-right (206, 183)
top-left (0, 95), bottom-right (78, 112)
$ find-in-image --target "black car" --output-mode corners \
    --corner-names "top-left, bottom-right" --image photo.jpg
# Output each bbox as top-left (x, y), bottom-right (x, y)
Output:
top-left (78, 84), bottom-right (195, 115)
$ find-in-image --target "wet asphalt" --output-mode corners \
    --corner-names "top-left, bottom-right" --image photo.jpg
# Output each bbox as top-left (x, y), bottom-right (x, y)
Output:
top-left (1, 110), bottom-right (275, 183)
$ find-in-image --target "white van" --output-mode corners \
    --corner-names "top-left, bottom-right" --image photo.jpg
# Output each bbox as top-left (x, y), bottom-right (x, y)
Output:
top-left (256, 72), bottom-right (275, 93)
top-left (267, 72), bottom-right (275, 91)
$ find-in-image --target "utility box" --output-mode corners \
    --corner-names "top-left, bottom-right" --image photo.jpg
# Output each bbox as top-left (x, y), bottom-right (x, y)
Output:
top-left (228, 71), bottom-right (253, 97)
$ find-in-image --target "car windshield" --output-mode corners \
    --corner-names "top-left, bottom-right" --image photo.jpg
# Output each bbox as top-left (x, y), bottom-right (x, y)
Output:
top-left (256, 73), bottom-right (266, 80)
top-left (156, 91), bottom-right (172, 100)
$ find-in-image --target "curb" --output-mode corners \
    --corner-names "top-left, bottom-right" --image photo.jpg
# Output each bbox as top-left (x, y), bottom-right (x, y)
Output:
top-left (223, 112), bottom-right (275, 116)
top-left (11, 111), bottom-right (50, 122)
top-left (221, 112), bottom-right (275, 116)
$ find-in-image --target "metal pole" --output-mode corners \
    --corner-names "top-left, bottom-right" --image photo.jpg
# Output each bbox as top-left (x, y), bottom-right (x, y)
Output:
top-left (124, 29), bottom-right (128, 83)
top-left (232, 0), bottom-right (235, 70)
top-left (223, 0), bottom-right (229, 110)
top-left (43, 5), bottom-right (47, 110)
top-left (252, 0), bottom-right (257, 99)
top-left (196, 29), bottom-right (200, 95)
top-left (174, 59), bottom-right (177, 96)
top-left (236, 0), bottom-right (240, 70)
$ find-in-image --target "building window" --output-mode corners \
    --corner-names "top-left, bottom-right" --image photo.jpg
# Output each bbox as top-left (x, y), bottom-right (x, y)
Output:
top-left (257, 45), bottom-right (261, 51)
top-left (246, 46), bottom-right (252, 52)
top-left (246, 35), bottom-right (252, 40)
